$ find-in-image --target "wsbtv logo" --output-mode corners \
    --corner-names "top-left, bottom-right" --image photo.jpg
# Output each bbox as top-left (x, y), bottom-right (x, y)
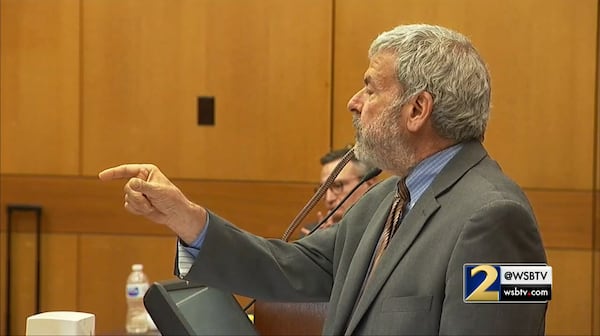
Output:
top-left (463, 264), bottom-right (552, 303)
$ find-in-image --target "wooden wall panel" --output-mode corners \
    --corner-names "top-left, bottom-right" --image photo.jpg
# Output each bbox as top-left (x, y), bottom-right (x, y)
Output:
top-left (526, 190), bottom-right (593, 249)
top-left (81, 0), bottom-right (332, 182)
top-left (0, 0), bottom-right (80, 175)
top-left (333, 0), bottom-right (597, 190)
top-left (480, 0), bottom-right (596, 191)
top-left (0, 231), bottom-right (6, 334)
top-left (546, 249), bottom-right (593, 336)
top-left (5, 232), bottom-right (38, 336)
top-left (77, 234), bottom-right (179, 334)
top-left (0, 174), bottom-right (319, 332)
top-left (2, 233), bottom-right (78, 335)
top-left (2, 179), bottom-right (593, 247)
top-left (594, 251), bottom-right (599, 335)
top-left (40, 234), bottom-right (78, 312)
top-left (0, 175), bottom-right (316, 238)
top-left (0, 232), bottom-right (78, 335)
top-left (594, 3), bottom-right (599, 332)
top-left (597, 192), bottom-right (600, 253)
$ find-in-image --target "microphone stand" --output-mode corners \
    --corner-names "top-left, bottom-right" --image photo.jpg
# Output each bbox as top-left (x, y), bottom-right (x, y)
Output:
top-left (305, 168), bottom-right (382, 236)
top-left (280, 147), bottom-right (357, 241)
top-left (243, 151), bottom-right (380, 312)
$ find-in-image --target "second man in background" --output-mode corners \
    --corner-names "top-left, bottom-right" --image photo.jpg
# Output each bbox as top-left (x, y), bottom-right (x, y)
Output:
top-left (300, 146), bottom-right (379, 235)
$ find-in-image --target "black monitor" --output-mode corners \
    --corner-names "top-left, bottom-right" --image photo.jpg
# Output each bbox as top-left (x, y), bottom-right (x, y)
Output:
top-left (143, 279), bottom-right (258, 335)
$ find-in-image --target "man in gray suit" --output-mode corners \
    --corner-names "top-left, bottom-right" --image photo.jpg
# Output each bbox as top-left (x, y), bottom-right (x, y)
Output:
top-left (100, 23), bottom-right (547, 335)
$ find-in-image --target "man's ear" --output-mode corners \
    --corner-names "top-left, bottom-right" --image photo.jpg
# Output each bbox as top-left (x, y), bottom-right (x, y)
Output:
top-left (406, 91), bottom-right (434, 132)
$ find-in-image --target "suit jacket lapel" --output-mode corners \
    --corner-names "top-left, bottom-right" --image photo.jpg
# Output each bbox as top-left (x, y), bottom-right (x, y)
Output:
top-left (345, 191), bottom-right (440, 334)
top-left (344, 141), bottom-right (488, 334)
top-left (329, 190), bottom-right (395, 334)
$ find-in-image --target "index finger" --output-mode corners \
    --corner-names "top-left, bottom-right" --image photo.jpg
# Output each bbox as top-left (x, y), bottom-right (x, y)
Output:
top-left (98, 164), bottom-right (152, 181)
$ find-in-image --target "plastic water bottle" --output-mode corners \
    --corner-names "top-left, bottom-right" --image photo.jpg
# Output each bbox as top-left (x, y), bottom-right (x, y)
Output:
top-left (125, 264), bottom-right (149, 334)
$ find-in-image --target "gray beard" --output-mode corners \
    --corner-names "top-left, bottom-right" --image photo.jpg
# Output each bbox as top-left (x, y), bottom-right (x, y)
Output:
top-left (352, 112), bottom-right (415, 176)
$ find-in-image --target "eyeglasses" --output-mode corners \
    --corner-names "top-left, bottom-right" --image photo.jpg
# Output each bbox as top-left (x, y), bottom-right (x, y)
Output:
top-left (314, 176), bottom-right (363, 195)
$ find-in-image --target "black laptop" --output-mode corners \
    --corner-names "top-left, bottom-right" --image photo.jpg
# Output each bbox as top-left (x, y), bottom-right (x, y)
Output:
top-left (143, 279), bottom-right (258, 335)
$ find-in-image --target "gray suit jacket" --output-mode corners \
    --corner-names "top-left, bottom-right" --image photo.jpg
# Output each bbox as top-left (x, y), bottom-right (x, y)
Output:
top-left (184, 141), bottom-right (547, 335)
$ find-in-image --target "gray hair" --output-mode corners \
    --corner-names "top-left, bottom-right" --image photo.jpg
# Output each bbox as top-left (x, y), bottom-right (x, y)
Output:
top-left (369, 24), bottom-right (491, 142)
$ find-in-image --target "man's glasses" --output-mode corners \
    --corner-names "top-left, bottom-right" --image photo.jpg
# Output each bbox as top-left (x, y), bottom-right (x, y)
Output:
top-left (314, 176), bottom-right (363, 195)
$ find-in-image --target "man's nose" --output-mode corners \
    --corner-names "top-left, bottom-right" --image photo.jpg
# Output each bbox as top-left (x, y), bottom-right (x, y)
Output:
top-left (347, 88), bottom-right (364, 115)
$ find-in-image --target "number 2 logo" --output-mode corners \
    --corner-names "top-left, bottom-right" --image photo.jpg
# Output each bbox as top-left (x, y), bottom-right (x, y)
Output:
top-left (465, 265), bottom-right (500, 301)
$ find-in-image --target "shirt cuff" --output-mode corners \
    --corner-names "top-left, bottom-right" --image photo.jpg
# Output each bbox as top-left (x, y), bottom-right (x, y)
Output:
top-left (176, 212), bottom-right (210, 276)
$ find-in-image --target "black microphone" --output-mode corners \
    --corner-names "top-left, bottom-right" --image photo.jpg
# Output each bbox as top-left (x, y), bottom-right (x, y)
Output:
top-left (306, 168), bottom-right (382, 235)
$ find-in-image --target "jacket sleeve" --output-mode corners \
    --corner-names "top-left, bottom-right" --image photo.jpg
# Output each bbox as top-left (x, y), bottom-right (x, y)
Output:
top-left (181, 210), bottom-right (338, 301)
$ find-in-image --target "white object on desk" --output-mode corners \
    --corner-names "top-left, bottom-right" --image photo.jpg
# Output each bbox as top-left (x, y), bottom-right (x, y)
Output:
top-left (146, 312), bottom-right (157, 331)
top-left (26, 311), bottom-right (95, 335)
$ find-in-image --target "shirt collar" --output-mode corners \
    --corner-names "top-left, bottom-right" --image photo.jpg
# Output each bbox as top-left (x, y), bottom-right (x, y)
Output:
top-left (404, 143), bottom-right (464, 209)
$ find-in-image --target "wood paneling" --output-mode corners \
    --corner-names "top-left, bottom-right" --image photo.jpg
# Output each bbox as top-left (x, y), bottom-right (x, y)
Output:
top-left (81, 0), bottom-right (332, 182)
top-left (546, 249), bottom-right (593, 336)
top-left (77, 234), bottom-right (179, 334)
top-left (0, 229), bottom-right (253, 334)
top-left (333, 0), bottom-right (597, 190)
top-left (0, 175), bottom-right (317, 238)
top-left (526, 190), bottom-right (593, 249)
top-left (597, 192), bottom-right (600, 252)
top-left (40, 234), bottom-right (78, 312)
top-left (0, 0), bottom-right (80, 175)
top-left (3, 176), bottom-right (594, 249)
top-left (594, 251), bottom-right (599, 335)
top-left (5, 232), bottom-right (38, 336)
top-left (0, 231), bottom-right (6, 334)
top-left (593, 60), bottom-right (599, 325)
top-left (6, 234), bottom-right (78, 335)
top-left (480, 0), bottom-right (597, 190)
top-left (0, 231), bottom-right (77, 335)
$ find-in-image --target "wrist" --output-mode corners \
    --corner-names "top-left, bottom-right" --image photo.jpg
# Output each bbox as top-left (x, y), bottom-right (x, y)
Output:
top-left (170, 201), bottom-right (207, 245)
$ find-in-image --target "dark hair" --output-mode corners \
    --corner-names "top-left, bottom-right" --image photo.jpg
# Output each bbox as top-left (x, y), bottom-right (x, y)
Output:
top-left (320, 145), bottom-right (376, 176)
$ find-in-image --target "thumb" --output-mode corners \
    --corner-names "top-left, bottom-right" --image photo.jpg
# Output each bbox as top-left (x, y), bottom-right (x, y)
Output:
top-left (129, 177), bottom-right (156, 194)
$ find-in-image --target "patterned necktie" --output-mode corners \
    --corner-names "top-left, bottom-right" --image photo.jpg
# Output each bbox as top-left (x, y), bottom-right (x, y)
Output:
top-left (346, 176), bottom-right (410, 327)
top-left (347, 177), bottom-right (411, 324)
top-left (368, 177), bottom-right (410, 279)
